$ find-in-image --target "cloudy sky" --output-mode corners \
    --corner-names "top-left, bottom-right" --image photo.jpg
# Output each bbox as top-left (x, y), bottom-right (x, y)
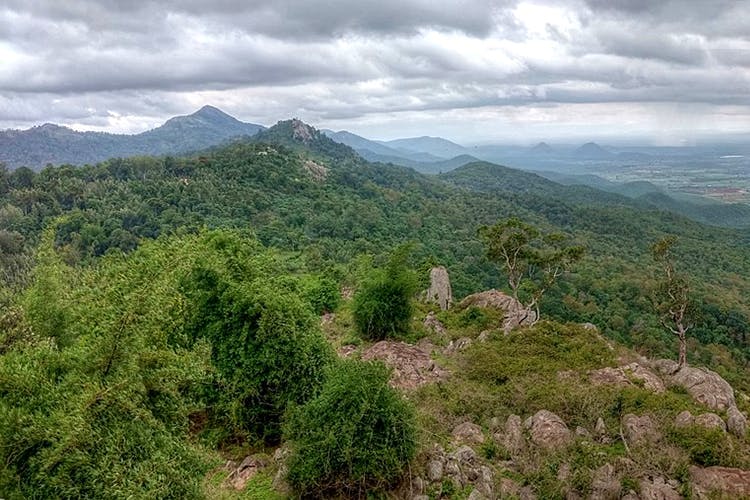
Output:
top-left (1, 0), bottom-right (749, 144)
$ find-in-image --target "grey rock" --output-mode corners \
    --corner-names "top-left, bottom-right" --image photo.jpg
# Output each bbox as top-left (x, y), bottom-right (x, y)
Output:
top-left (640, 475), bottom-right (682, 500)
top-left (727, 405), bottom-right (748, 438)
top-left (622, 414), bottom-right (661, 445)
top-left (674, 410), bottom-right (694, 428)
top-left (423, 311), bottom-right (447, 336)
top-left (452, 422), bottom-right (485, 445)
top-left (671, 365), bottom-right (735, 411)
top-left (427, 459), bottom-right (444, 482)
top-left (690, 465), bottom-right (750, 498)
top-left (524, 410), bottom-right (571, 449)
top-left (426, 266), bottom-right (452, 311)
top-left (590, 463), bottom-right (621, 500)
top-left (505, 414), bottom-right (525, 454)
top-left (694, 412), bottom-right (726, 432)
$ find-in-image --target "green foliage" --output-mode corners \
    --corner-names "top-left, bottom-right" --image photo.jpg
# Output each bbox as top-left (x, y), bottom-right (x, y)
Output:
top-left (464, 321), bottom-right (616, 384)
top-left (353, 249), bottom-right (417, 340)
top-left (283, 360), bottom-right (417, 498)
top-left (184, 271), bottom-right (334, 442)
top-left (667, 425), bottom-right (732, 466)
top-left (479, 217), bottom-right (584, 315)
top-left (300, 274), bottom-right (341, 315)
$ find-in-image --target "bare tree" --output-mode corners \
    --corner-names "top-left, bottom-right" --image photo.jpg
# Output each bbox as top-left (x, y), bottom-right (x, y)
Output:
top-left (651, 236), bottom-right (693, 370)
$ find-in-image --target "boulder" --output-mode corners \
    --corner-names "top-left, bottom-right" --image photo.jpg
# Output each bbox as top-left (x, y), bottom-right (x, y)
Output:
top-left (524, 410), bottom-right (571, 449)
top-left (651, 358), bottom-right (679, 376)
top-left (727, 405), bottom-right (748, 438)
top-left (639, 475), bottom-right (682, 500)
top-left (458, 289), bottom-right (537, 333)
top-left (362, 340), bottom-right (447, 389)
top-left (426, 459), bottom-right (444, 482)
top-left (503, 414), bottom-right (525, 454)
top-left (622, 414), bottom-right (661, 445)
top-left (693, 412), bottom-right (726, 432)
top-left (426, 266), bottom-right (453, 310)
top-left (590, 463), bottom-right (620, 500)
top-left (589, 363), bottom-right (665, 393)
top-left (226, 454), bottom-right (269, 490)
top-left (690, 465), bottom-right (750, 498)
top-left (423, 311), bottom-right (447, 336)
top-left (674, 410), bottom-right (694, 428)
top-left (452, 422), bottom-right (485, 445)
top-left (671, 365), bottom-right (735, 411)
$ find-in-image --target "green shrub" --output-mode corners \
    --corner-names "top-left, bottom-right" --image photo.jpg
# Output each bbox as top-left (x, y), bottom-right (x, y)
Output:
top-left (352, 255), bottom-right (416, 340)
top-left (283, 360), bottom-right (417, 498)
top-left (184, 271), bottom-right (334, 442)
top-left (301, 275), bottom-right (341, 315)
top-left (668, 425), bottom-right (732, 466)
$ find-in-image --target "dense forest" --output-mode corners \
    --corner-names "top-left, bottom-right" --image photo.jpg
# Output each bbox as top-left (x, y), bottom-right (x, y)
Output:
top-left (1, 119), bottom-right (750, 498)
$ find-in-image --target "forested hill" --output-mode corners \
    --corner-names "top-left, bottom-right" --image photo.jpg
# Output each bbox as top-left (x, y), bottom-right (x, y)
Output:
top-left (4, 117), bottom-right (750, 498)
top-left (0, 105), bottom-right (265, 169)
top-left (2, 118), bottom-right (750, 362)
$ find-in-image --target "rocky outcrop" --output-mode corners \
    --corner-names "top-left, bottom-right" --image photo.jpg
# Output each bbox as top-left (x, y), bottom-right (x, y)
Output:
top-left (426, 266), bottom-right (452, 310)
top-left (524, 410), bottom-right (571, 449)
top-left (674, 411), bottom-right (726, 432)
top-left (670, 365), bottom-right (735, 411)
top-left (458, 289), bottom-right (537, 333)
top-left (690, 465), bottom-right (750, 498)
top-left (362, 341), bottom-right (447, 389)
top-left (590, 463), bottom-right (620, 500)
top-left (727, 405), bottom-right (748, 438)
top-left (499, 414), bottom-right (525, 455)
top-left (589, 363), bottom-right (665, 393)
top-left (423, 311), bottom-right (447, 336)
top-left (694, 412), bottom-right (727, 432)
top-left (452, 422), bottom-right (485, 445)
top-left (622, 414), bottom-right (661, 445)
top-left (420, 445), bottom-right (495, 497)
top-left (639, 475), bottom-right (682, 500)
top-left (303, 159), bottom-right (327, 181)
top-left (225, 454), bottom-right (270, 490)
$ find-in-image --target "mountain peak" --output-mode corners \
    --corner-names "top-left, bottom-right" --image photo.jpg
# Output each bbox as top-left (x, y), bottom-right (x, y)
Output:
top-left (191, 105), bottom-right (231, 120)
top-left (530, 141), bottom-right (553, 154)
top-left (574, 142), bottom-right (613, 159)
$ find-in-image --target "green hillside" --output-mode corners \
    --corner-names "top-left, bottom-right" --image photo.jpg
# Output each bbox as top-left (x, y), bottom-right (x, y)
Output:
top-left (1, 120), bottom-right (750, 498)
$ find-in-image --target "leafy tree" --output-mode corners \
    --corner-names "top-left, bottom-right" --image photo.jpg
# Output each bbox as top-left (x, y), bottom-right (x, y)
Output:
top-left (479, 217), bottom-right (584, 323)
top-left (353, 247), bottom-right (417, 340)
top-left (651, 235), bottom-right (694, 370)
top-left (283, 360), bottom-right (416, 498)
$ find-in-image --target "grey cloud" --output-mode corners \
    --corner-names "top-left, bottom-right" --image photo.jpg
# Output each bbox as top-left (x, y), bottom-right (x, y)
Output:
top-left (0, 0), bottom-right (749, 139)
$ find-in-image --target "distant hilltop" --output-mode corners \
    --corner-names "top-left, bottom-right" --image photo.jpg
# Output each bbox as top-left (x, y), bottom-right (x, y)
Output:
top-left (0, 105), bottom-right (265, 169)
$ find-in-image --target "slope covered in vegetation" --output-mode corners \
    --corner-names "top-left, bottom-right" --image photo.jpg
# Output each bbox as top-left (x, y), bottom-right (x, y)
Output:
top-left (1, 120), bottom-right (750, 498)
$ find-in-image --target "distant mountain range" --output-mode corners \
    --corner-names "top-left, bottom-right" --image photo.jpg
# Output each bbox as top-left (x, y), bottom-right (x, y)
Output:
top-left (0, 105), bottom-right (265, 169)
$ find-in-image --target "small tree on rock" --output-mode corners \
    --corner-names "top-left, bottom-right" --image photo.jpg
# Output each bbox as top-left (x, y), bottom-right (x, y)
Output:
top-left (479, 218), bottom-right (584, 325)
top-left (651, 235), bottom-right (694, 370)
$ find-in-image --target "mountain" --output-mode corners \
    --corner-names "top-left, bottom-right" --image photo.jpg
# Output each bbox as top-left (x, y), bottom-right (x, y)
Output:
top-left (529, 141), bottom-right (554, 155)
top-left (322, 130), bottom-right (443, 163)
top-left (381, 136), bottom-right (469, 159)
top-left (0, 105), bottom-right (265, 169)
top-left (573, 142), bottom-right (614, 159)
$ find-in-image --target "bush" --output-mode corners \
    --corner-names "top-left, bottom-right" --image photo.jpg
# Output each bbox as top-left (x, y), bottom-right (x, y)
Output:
top-left (184, 272), bottom-right (334, 442)
top-left (283, 360), bottom-right (417, 497)
top-left (352, 254), bottom-right (416, 340)
top-left (301, 275), bottom-right (341, 315)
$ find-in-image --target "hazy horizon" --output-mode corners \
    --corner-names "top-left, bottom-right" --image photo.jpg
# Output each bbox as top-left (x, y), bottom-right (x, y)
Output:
top-left (2, 0), bottom-right (749, 145)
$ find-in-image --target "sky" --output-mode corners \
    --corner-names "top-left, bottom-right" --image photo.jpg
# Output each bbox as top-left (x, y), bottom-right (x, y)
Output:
top-left (1, 0), bottom-right (749, 145)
